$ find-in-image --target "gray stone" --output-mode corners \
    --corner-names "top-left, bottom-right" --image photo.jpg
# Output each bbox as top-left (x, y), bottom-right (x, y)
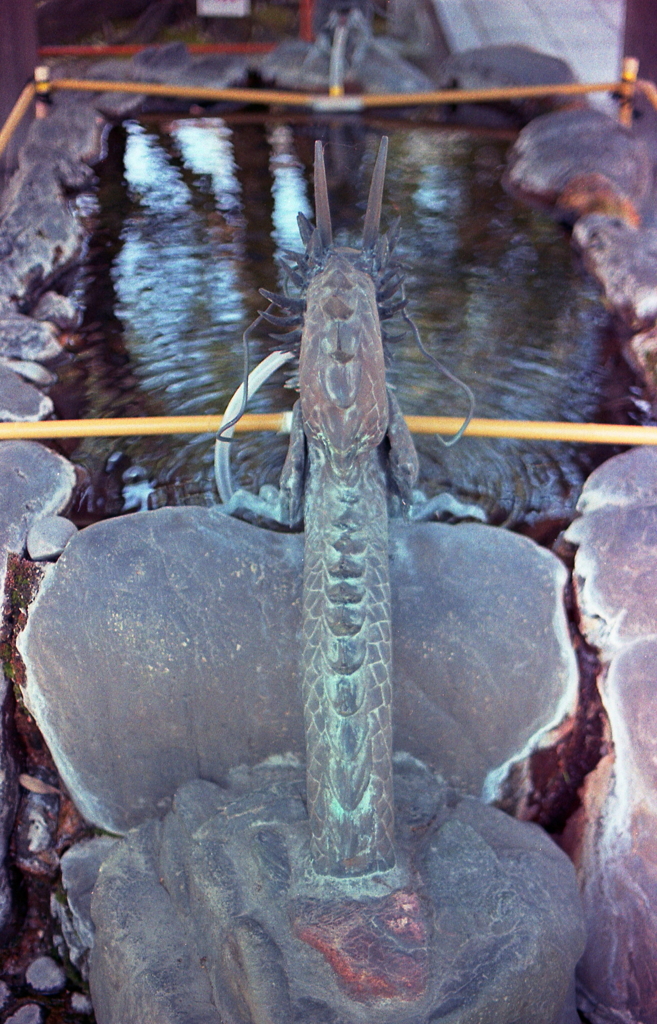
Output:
top-left (436, 44), bottom-right (575, 115)
top-left (0, 363), bottom-right (53, 422)
top-left (27, 515), bottom-right (78, 561)
top-left (131, 43), bottom-right (247, 89)
top-left (0, 980), bottom-right (10, 1008)
top-left (0, 440), bottom-right (77, 598)
top-left (503, 108), bottom-right (652, 226)
top-left (89, 763), bottom-right (584, 1024)
top-left (260, 13), bottom-right (433, 94)
top-left (572, 215), bottom-right (657, 330)
top-left (19, 507), bottom-right (577, 833)
top-left (563, 447), bottom-right (657, 1023)
top-left (70, 993), bottom-right (93, 1015)
top-left (31, 291), bottom-right (79, 331)
top-left (4, 1005), bottom-right (44, 1024)
top-left (0, 316), bottom-right (61, 362)
top-left (59, 837), bottom-right (119, 964)
top-left (26, 955), bottom-right (66, 994)
top-left (0, 358), bottom-right (56, 387)
top-left (14, 768), bottom-right (60, 877)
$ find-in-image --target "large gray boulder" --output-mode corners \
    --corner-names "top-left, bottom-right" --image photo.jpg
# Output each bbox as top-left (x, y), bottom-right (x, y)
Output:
top-left (19, 507), bottom-right (577, 833)
top-left (564, 447), bottom-right (657, 1023)
top-left (88, 761), bottom-right (585, 1024)
top-left (503, 108), bottom-right (652, 226)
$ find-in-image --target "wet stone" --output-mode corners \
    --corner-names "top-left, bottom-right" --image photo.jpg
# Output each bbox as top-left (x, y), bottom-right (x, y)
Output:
top-left (19, 509), bottom-right (577, 833)
top-left (25, 955), bottom-right (66, 995)
top-left (503, 108), bottom-right (652, 226)
top-left (26, 515), bottom-right (78, 561)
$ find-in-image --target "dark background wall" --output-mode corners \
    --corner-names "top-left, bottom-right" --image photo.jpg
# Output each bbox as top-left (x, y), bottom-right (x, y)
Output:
top-left (0, 0), bottom-right (37, 182)
top-left (623, 0), bottom-right (657, 84)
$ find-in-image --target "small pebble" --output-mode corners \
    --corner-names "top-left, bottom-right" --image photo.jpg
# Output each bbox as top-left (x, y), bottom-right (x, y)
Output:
top-left (4, 1004), bottom-right (44, 1024)
top-left (0, 979), bottom-right (10, 1008)
top-left (27, 516), bottom-right (78, 561)
top-left (26, 954), bottom-right (66, 994)
top-left (71, 992), bottom-right (94, 1014)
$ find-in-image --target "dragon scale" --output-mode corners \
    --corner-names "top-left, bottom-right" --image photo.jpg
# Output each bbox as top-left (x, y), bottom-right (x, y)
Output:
top-left (297, 258), bottom-right (395, 877)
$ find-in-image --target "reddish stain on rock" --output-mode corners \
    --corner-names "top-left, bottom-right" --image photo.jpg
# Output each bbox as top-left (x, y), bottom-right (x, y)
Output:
top-left (292, 889), bottom-right (430, 1002)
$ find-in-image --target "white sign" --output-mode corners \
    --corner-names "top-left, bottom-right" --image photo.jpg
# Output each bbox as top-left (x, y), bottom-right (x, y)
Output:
top-left (197, 0), bottom-right (251, 15)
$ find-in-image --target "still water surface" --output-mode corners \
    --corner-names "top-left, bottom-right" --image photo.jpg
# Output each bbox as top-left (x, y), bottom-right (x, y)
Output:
top-left (61, 117), bottom-right (632, 532)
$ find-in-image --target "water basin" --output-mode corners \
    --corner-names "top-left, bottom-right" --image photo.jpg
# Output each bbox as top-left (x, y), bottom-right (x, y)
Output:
top-left (54, 117), bottom-right (635, 533)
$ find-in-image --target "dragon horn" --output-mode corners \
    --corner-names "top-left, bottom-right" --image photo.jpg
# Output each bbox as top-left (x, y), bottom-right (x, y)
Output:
top-left (362, 136), bottom-right (388, 250)
top-left (314, 141), bottom-right (333, 250)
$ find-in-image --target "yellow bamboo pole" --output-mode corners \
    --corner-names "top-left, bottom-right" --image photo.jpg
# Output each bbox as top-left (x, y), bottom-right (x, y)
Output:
top-left (0, 82), bottom-right (36, 160)
top-left (48, 77), bottom-right (622, 110)
top-left (1, 414), bottom-right (656, 445)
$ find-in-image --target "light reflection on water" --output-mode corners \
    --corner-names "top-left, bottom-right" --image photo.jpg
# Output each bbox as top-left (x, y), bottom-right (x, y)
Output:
top-left (67, 118), bottom-right (625, 530)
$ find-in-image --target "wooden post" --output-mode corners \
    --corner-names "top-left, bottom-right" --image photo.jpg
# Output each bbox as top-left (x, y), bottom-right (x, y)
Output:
top-left (299, 0), bottom-right (313, 42)
top-left (0, 0), bottom-right (37, 183)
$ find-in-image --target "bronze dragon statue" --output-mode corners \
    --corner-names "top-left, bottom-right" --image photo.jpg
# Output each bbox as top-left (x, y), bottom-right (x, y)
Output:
top-left (222, 136), bottom-right (474, 878)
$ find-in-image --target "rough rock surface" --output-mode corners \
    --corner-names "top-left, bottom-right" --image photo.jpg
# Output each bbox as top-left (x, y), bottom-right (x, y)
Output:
top-left (88, 761), bottom-right (585, 1024)
top-left (0, 95), bottom-right (103, 307)
top-left (19, 507), bottom-right (577, 833)
top-left (0, 315), bottom-right (61, 363)
top-left (625, 325), bottom-right (657, 405)
top-left (573, 214), bottom-right (657, 330)
top-left (564, 447), bottom-right (657, 1023)
top-left (0, 363), bottom-right (53, 422)
top-left (51, 837), bottom-right (118, 978)
top-left (503, 108), bottom-right (652, 226)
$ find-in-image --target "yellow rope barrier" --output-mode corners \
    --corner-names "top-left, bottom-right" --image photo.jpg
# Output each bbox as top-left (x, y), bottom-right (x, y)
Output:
top-left (0, 82), bottom-right (36, 160)
top-left (0, 414), bottom-right (655, 445)
top-left (48, 76), bottom-right (622, 110)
